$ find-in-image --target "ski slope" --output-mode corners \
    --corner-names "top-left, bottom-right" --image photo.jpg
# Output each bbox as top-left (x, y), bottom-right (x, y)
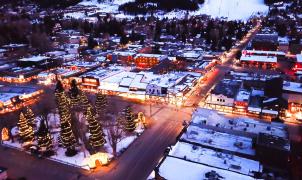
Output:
top-left (192, 0), bottom-right (269, 20)
top-left (71, 0), bottom-right (269, 21)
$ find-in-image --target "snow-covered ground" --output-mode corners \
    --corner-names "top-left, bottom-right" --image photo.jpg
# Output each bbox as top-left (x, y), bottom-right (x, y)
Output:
top-left (192, 108), bottom-right (288, 138)
top-left (66, 0), bottom-right (268, 21)
top-left (3, 113), bottom-right (145, 170)
top-left (191, 0), bottom-right (269, 21)
top-left (158, 156), bottom-right (253, 180)
top-left (169, 141), bottom-right (262, 176)
top-left (181, 125), bottom-right (255, 156)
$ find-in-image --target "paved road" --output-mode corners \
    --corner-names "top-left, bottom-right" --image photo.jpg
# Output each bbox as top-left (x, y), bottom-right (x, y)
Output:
top-left (0, 22), bottom-right (262, 180)
top-left (0, 104), bottom-right (192, 180)
top-left (185, 21), bottom-right (262, 107)
top-left (90, 105), bottom-right (192, 180)
top-left (0, 146), bottom-right (84, 180)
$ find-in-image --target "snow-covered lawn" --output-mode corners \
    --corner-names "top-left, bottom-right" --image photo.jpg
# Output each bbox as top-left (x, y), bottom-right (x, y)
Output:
top-left (192, 108), bottom-right (288, 138)
top-left (158, 156), bottom-right (254, 180)
top-left (181, 125), bottom-right (255, 156)
top-left (104, 135), bottom-right (137, 156)
top-left (3, 114), bottom-right (145, 170)
top-left (169, 141), bottom-right (262, 176)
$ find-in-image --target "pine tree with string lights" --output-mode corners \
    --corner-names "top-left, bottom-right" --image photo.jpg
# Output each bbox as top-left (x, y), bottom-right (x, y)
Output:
top-left (55, 80), bottom-right (77, 156)
top-left (86, 107), bottom-right (106, 151)
top-left (69, 79), bottom-right (81, 107)
top-left (95, 91), bottom-right (107, 117)
top-left (80, 92), bottom-right (92, 113)
top-left (25, 107), bottom-right (36, 128)
top-left (18, 112), bottom-right (34, 143)
top-left (124, 106), bottom-right (136, 132)
top-left (37, 120), bottom-right (53, 153)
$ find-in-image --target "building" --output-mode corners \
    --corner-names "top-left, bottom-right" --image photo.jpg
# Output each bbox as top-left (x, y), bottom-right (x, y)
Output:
top-left (134, 54), bottom-right (168, 69)
top-left (282, 81), bottom-right (302, 121)
top-left (82, 70), bottom-right (202, 105)
top-left (0, 49), bottom-right (8, 58)
top-left (293, 54), bottom-right (302, 72)
top-left (37, 71), bottom-right (56, 85)
top-left (107, 51), bottom-right (136, 64)
top-left (80, 67), bottom-right (124, 92)
top-left (155, 156), bottom-right (256, 180)
top-left (251, 33), bottom-right (278, 51)
top-left (255, 133), bottom-right (290, 169)
top-left (151, 107), bottom-right (289, 180)
top-left (206, 79), bottom-right (242, 112)
top-left (18, 56), bottom-right (61, 69)
top-left (146, 84), bottom-right (167, 97)
top-left (278, 37), bottom-right (289, 53)
top-left (0, 85), bottom-right (43, 114)
top-left (0, 67), bottom-right (41, 83)
top-left (234, 89), bottom-right (251, 113)
top-left (239, 50), bottom-right (285, 69)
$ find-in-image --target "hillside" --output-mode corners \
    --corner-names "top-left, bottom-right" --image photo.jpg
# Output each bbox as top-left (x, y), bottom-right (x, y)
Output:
top-left (63, 0), bottom-right (268, 21)
top-left (119, 0), bottom-right (205, 15)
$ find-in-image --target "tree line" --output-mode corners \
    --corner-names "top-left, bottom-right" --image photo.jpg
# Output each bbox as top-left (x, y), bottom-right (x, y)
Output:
top-left (119, 0), bottom-right (205, 15)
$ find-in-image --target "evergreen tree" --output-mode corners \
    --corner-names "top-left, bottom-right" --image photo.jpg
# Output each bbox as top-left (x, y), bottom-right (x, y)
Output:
top-left (37, 120), bottom-right (53, 152)
top-left (88, 35), bottom-right (97, 49)
top-left (25, 107), bottom-right (35, 128)
top-left (120, 34), bottom-right (129, 45)
top-left (80, 92), bottom-right (92, 113)
top-left (95, 92), bottom-right (107, 117)
top-left (86, 107), bottom-right (106, 151)
top-left (69, 79), bottom-right (81, 107)
top-left (124, 106), bottom-right (136, 132)
top-left (18, 112), bottom-right (34, 143)
top-left (55, 81), bottom-right (77, 156)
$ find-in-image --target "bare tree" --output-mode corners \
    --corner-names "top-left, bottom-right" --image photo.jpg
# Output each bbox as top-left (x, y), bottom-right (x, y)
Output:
top-left (106, 116), bottom-right (124, 157)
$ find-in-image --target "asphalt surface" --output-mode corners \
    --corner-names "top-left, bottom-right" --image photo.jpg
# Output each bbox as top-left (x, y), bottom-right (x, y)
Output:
top-left (0, 21), bottom-right (269, 180)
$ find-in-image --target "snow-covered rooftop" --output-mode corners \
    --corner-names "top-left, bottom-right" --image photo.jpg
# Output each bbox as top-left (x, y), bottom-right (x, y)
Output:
top-left (192, 108), bottom-right (288, 138)
top-left (283, 81), bottom-right (302, 94)
top-left (158, 156), bottom-right (253, 180)
top-left (19, 56), bottom-right (50, 62)
top-left (0, 93), bottom-right (19, 103)
top-left (240, 55), bottom-right (277, 63)
top-left (135, 53), bottom-right (167, 59)
top-left (244, 50), bottom-right (286, 56)
top-left (181, 125), bottom-right (256, 156)
top-left (297, 54), bottom-right (302, 63)
top-left (169, 141), bottom-right (262, 176)
top-left (113, 51), bottom-right (136, 56)
top-left (235, 90), bottom-right (250, 102)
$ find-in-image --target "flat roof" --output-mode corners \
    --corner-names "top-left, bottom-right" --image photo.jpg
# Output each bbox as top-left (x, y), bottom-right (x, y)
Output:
top-left (113, 51), bottom-right (136, 56)
top-left (297, 54), bottom-right (302, 63)
top-left (245, 50), bottom-right (285, 56)
top-left (169, 141), bottom-right (262, 176)
top-left (236, 90), bottom-right (250, 102)
top-left (0, 92), bottom-right (20, 103)
top-left (181, 125), bottom-right (255, 156)
top-left (283, 81), bottom-right (302, 94)
top-left (192, 108), bottom-right (287, 139)
top-left (19, 56), bottom-right (50, 62)
top-left (240, 55), bottom-right (277, 63)
top-left (257, 133), bottom-right (290, 151)
top-left (212, 79), bottom-right (242, 98)
top-left (0, 85), bottom-right (40, 94)
top-left (158, 156), bottom-right (253, 180)
top-left (135, 53), bottom-right (167, 58)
